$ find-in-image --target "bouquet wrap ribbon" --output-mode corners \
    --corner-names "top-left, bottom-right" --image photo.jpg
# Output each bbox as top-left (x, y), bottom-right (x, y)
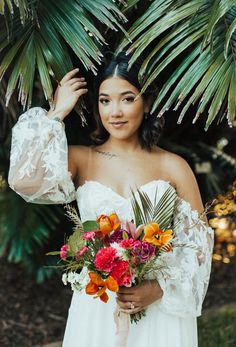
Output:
top-left (114, 306), bottom-right (130, 347)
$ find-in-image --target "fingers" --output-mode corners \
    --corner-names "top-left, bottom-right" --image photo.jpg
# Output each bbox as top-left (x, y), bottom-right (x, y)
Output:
top-left (71, 81), bottom-right (87, 92)
top-left (76, 88), bottom-right (88, 97)
top-left (118, 286), bottom-right (135, 294)
top-left (66, 77), bottom-right (85, 86)
top-left (60, 68), bottom-right (80, 84)
top-left (59, 70), bottom-right (87, 92)
top-left (116, 298), bottom-right (145, 314)
top-left (116, 293), bottom-right (132, 302)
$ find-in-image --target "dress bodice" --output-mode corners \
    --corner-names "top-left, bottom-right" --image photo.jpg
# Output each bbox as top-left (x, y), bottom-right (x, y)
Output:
top-left (76, 179), bottom-right (172, 222)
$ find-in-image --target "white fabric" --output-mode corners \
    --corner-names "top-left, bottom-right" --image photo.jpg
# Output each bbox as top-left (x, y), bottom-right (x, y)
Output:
top-left (8, 107), bottom-right (75, 204)
top-left (8, 108), bottom-right (214, 347)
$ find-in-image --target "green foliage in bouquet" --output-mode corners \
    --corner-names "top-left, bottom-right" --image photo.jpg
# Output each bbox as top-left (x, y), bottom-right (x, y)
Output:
top-left (131, 185), bottom-right (177, 229)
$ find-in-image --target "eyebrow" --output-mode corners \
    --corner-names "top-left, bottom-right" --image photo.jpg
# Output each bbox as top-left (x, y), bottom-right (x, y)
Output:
top-left (99, 91), bottom-right (136, 96)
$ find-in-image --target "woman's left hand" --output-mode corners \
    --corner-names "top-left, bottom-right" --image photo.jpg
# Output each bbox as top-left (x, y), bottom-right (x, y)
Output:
top-left (116, 280), bottom-right (163, 314)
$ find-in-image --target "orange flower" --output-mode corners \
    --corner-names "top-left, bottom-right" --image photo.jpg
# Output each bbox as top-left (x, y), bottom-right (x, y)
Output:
top-left (97, 213), bottom-right (120, 235)
top-left (142, 223), bottom-right (173, 248)
top-left (86, 272), bottom-right (119, 302)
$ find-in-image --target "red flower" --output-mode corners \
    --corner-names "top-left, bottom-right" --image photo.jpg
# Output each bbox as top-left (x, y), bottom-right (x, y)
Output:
top-left (75, 246), bottom-right (88, 261)
top-left (120, 239), bottom-right (136, 249)
top-left (110, 260), bottom-right (132, 286)
top-left (83, 231), bottom-right (96, 240)
top-left (94, 247), bottom-right (118, 272)
top-left (60, 244), bottom-right (69, 260)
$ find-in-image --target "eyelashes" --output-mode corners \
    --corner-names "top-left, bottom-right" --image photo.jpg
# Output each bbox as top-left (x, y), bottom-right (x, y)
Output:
top-left (99, 96), bottom-right (136, 104)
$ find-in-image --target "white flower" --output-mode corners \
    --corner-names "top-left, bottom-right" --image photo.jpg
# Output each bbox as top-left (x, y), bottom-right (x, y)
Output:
top-left (62, 273), bottom-right (68, 285)
top-left (63, 269), bottom-right (90, 292)
top-left (111, 242), bottom-right (125, 258)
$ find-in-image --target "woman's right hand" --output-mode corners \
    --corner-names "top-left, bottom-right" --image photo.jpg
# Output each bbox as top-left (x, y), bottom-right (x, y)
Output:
top-left (48, 68), bottom-right (88, 121)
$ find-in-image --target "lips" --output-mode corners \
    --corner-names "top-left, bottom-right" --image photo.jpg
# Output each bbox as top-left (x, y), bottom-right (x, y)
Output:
top-left (109, 121), bottom-right (128, 128)
top-left (109, 121), bottom-right (128, 125)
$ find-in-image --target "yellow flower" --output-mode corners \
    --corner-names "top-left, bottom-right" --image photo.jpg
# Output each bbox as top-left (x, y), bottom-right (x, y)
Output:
top-left (142, 222), bottom-right (174, 247)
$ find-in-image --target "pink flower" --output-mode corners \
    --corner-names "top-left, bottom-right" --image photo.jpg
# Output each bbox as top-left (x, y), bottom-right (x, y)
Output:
top-left (110, 260), bottom-right (132, 286)
top-left (94, 247), bottom-right (118, 272)
top-left (121, 221), bottom-right (143, 239)
top-left (120, 238), bottom-right (136, 249)
top-left (83, 231), bottom-right (96, 240)
top-left (60, 244), bottom-right (69, 260)
top-left (76, 246), bottom-right (89, 261)
top-left (132, 241), bottom-right (155, 263)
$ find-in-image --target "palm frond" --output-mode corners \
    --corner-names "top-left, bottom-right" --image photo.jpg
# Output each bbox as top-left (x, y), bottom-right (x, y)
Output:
top-left (131, 186), bottom-right (177, 229)
top-left (121, 0), bottom-right (142, 13)
top-left (0, 0), bottom-right (28, 24)
top-left (118, 0), bottom-right (236, 128)
top-left (0, 188), bottom-right (62, 262)
top-left (153, 186), bottom-right (177, 229)
top-left (0, 0), bottom-right (127, 118)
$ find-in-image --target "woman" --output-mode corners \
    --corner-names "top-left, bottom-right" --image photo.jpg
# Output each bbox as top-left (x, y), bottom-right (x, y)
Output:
top-left (8, 53), bottom-right (213, 347)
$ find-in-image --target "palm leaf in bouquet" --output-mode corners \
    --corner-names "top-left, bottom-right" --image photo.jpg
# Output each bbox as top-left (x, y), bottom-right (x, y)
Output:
top-left (131, 185), bottom-right (177, 229)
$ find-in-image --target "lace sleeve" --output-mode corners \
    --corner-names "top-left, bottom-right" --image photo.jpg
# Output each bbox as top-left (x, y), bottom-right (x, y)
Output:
top-left (8, 107), bottom-right (76, 204)
top-left (157, 198), bottom-right (214, 317)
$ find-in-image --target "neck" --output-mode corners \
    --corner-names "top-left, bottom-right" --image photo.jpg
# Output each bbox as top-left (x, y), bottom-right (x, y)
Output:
top-left (104, 136), bottom-right (142, 155)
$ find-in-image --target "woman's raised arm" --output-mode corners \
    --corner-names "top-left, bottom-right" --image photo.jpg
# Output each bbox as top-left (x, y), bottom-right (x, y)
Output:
top-left (8, 69), bottom-right (88, 204)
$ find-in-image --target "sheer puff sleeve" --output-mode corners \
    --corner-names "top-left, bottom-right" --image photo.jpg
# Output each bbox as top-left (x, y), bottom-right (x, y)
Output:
top-left (8, 107), bottom-right (76, 204)
top-left (157, 198), bottom-right (214, 318)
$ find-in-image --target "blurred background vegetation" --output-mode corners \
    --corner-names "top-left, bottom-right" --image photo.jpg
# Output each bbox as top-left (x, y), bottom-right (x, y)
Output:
top-left (0, 0), bottom-right (235, 286)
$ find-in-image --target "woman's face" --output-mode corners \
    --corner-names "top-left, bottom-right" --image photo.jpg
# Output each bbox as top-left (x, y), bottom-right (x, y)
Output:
top-left (98, 77), bottom-right (149, 142)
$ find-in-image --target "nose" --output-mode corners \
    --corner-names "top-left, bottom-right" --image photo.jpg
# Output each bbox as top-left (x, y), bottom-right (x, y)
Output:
top-left (110, 101), bottom-right (122, 118)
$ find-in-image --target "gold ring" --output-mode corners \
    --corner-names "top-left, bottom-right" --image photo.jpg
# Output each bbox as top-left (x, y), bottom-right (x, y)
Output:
top-left (130, 302), bottom-right (135, 309)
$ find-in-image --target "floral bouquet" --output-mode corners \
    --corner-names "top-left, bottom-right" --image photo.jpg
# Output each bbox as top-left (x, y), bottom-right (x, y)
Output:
top-left (48, 186), bottom-right (177, 324)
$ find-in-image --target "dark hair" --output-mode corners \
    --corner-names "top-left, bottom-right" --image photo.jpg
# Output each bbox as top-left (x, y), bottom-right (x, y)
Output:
top-left (90, 52), bottom-right (164, 151)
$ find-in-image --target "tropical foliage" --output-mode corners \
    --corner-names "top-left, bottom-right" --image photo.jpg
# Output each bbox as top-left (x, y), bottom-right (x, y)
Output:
top-left (0, 0), bottom-right (127, 123)
top-left (120, 0), bottom-right (236, 129)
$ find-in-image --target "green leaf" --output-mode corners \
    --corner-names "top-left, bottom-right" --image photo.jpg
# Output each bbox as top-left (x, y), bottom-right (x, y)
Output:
top-left (205, 59), bottom-right (232, 129)
top-left (83, 220), bottom-right (99, 232)
top-left (202, 0), bottom-right (236, 47)
top-left (224, 15), bottom-right (236, 58)
top-left (68, 228), bottom-right (85, 254)
top-left (131, 186), bottom-right (177, 229)
top-left (46, 251), bottom-right (61, 256)
top-left (227, 66), bottom-right (236, 125)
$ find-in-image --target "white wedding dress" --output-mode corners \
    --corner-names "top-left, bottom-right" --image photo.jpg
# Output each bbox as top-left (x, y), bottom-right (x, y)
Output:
top-left (8, 108), bottom-right (214, 347)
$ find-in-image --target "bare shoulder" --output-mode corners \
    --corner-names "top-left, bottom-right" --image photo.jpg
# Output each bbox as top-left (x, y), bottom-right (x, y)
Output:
top-left (153, 147), bottom-right (204, 213)
top-left (68, 145), bottom-right (89, 160)
top-left (68, 145), bottom-right (90, 182)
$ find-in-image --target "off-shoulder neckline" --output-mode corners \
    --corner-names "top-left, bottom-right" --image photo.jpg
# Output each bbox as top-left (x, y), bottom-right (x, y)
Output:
top-left (76, 179), bottom-right (174, 201)
top-left (76, 179), bottom-right (208, 221)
